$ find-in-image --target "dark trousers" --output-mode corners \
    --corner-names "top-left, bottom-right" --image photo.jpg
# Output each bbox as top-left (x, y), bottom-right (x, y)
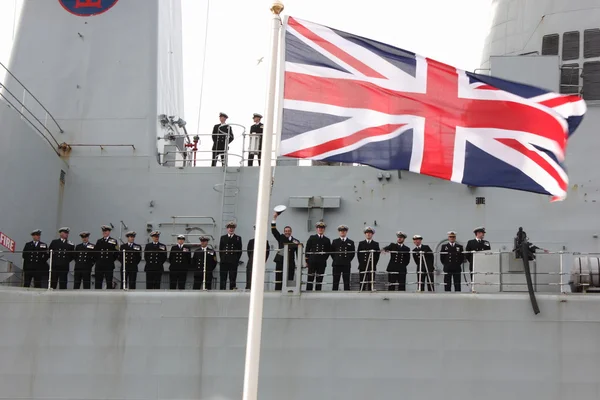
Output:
top-left (146, 269), bottom-right (163, 289)
top-left (246, 265), bottom-right (253, 289)
top-left (469, 263), bottom-right (474, 283)
top-left (23, 268), bottom-right (43, 288)
top-left (388, 269), bottom-right (407, 291)
top-left (359, 268), bottom-right (376, 291)
top-left (50, 266), bottom-right (69, 289)
top-left (248, 153), bottom-right (261, 166)
top-left (274, 261), bottom-right (295, 291)
top-left (169, 270), bottom-right (187, 290)
top-left (306, 262), bottom-right (327, 291)
top-left (219, 262), bottom-right (237, 290)
top-left (417, 268), bottom-right (435, 292)
top-left (332, 265), bottom-right (351, 291)
top-left (74, 270), bottom-right (91, 289)
top-left (444, 265), bottom-right (462, 292)
top-left (95, 269), bottom-right (114, 289)
top-left (193, 270), bottom-right (213, 290)
top-left (211, 149), bottom-right (226, 166)
top-left (121, 268), bottom-right (138, 290)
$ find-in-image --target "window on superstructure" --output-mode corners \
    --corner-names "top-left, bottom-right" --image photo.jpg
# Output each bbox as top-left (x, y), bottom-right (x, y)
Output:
top-left (541, 34), bottom-right (559, 56)
top-left (582, 61), bottom-right (600, 100)
top-left (562, 31), bottom-right (580, 61)
top-left (560, 63), bottom-right (580, 95)
top-left (584, 29), bottom-right (600, 58)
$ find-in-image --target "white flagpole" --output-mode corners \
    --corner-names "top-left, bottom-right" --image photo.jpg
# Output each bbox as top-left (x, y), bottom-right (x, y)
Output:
top-left (242, 2), bottom-right (284, 400)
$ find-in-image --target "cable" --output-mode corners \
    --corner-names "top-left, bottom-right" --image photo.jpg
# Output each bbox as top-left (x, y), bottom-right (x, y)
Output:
top-left (195, 0), bottom-right (211, 135)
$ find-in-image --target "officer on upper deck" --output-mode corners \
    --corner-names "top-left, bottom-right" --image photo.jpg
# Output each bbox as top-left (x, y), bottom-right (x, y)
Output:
top-left (144, 231), bottom-right (167, 289)
top-left (440, 231), bottom-right (464, 292)
top-left (49, 227), bottom-right (75, 290)
top-left (219, 222), bottom-right (243, 290)
top-left (246, 226), bottom-right (270, 290)
top-left (95, 225), bottom-right (119, 289)
top-left (211, 112), bottom-right (234, 167)
top-left (383, 231), bottom-right (411, 291)
top-left (271, 211), bottom-right (300, 291)
top-left (119, 231), bottom-right (142, 289)
top-left (331, 225), bottom-right (355, 291)
top-left (248, 113), bottom-right (263, 166)
top-left (168, 234), bottom-right (191, 290)
top-left (22, 229), bottom-right (49, 288)
top-left (305, 221), bottom-right (332, 291)
top-left (357, 227), bottom-right (380, 291)
top-left (74, 231), bottom-right (96, 289)
top-left (412, 235), bottom-right (435, 292)
top-left (465, 227), bottom-right (491, 281)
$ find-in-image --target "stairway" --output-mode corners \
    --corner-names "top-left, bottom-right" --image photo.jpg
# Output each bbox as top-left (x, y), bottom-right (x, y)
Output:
top-left (214, 166), bottom-right (240, 235)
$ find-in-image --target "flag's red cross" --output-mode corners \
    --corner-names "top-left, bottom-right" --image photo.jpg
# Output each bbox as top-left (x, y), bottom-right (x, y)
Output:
top-left (285, 17), bottom-right (567, 189)
top-left (76, 0), bottom-right (102, 8)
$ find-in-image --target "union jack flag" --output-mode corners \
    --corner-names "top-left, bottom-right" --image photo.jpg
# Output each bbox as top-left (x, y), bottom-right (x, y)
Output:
top-left (279, 17), bottom-right (587, 200)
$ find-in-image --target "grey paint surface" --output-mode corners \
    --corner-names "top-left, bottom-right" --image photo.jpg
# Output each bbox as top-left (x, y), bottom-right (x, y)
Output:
top-left (0, 288), bottom-right (599, 400)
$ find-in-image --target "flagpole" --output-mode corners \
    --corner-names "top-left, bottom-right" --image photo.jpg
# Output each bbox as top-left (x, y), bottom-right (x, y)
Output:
top-left (242, 2), bottom-right (284, 400)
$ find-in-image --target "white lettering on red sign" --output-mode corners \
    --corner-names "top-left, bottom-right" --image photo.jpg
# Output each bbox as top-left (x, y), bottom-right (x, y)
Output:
top-left (0, 232), bottom-right (16, 253)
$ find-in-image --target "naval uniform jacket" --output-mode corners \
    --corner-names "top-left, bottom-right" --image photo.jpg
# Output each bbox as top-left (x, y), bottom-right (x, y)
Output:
top-left (22, 241), bottom-right (49, 271)
top-left (192, 246), bottom-right (217, 273)
top-left (94, 237), bottom-right (120, 271)
top-left (465, 239), bottom-right (491, 265)
top-left (118, 242), bottom-right (142, 271)
top-left (305, 234), bottom-right (331, 266)
top-left (331, 237), bottom-right (356, 266)
top-left (218, 234), bottom-right (243, 265)
top-left (357, 240), bottom-right (380, 271)
top-left (247, 238), bottom-right (270, 269)
top-left (440, 242), bottom-right (464, 268)
top-left (49, 238), bottom-right (75, 271)
top-left (383, 242), bottom-right (411, 272)
top-left (74, 242), bottom-right (97, 271)
top-left (412, 245), bottom-right (434, 271)
top-left (249, 123), bottom-right (264, 153)
top-left (144, 242), bottom-right (167, 272)
top-left (168, 244), bottom-right (192, 271)
top-left (212, 124), bottom-right (234, 150)
top-left (271, 222), bottom-right (299, 266)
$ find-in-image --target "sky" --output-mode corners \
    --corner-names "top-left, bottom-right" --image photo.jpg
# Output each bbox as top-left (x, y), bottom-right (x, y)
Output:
top-left (0, 0), bottom-right (493, 164)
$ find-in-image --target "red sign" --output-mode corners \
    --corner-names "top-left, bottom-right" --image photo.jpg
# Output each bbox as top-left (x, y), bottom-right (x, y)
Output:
top-left (0, 232), bottom-right (16, 253)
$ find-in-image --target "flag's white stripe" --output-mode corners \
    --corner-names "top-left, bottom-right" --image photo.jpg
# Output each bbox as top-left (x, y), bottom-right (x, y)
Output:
top-left (451, 128), bottom-right (468, 182)
top-left (551, 99), bottom-right (587, 118)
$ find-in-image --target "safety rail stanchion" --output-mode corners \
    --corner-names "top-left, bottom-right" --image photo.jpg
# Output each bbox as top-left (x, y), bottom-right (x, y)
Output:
top-left (48, 250), bottom-right (53, 290)
top-left (202, 249), bottom-right (207, 291)
top-left (471, 252), bottom-right (476, 294)
top-left (122, 249), bottom-right (127, 291)
top-left (559, 251), bottom-right (565, 294)
top-left (369, 251), bottom-right (375, 292)
top-left (417, 252), bottom-right (423, 293)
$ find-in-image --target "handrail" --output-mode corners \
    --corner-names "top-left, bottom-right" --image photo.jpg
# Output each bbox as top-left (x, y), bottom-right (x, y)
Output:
top-left (0, 60), bottom-right (64, 133)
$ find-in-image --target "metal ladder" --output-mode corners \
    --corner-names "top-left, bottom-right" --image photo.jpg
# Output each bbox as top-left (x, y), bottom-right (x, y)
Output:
top-left (216, 166), bottom-right (240, 235)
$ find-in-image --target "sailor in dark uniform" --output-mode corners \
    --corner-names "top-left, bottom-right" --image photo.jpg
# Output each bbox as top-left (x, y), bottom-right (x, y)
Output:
top-left (440, 231), bottom-right (465, 292)
top-left (211, 112), bottom-right (234, 167)
top-left (21, 229), bottom-right (49, 288)
top-left (168, 234), bottom-right (191, 290)
top-left (246, 226), bottom-right (270, 290)
top-left (465, 227), bottom-right (491, 282)
top-left (248, 113), bottom-right (264, 166)
top-left (271, 212), bottom-right (300, 290)
top-left (192, 236), bottom-right (217, 290)
top-left (218, 221), bottom-right (243, 290)
top-left (383, 231), bottom-right (411, 291)
top-left (94, 225), bottom-right (119, 289)
top-left (330, 225), bottom-right (355, 291)
top-left (357, 227), bottom-right (380, 291)
top-left (48, 227), bottom-right (75, 289)
top-left (412, 234), bottom-right (435, 292)
top-left (118, 231), bottom-right (142, 290)
top-left (74, 231), bottom-right (96, 290)
top-left (305, 221), bottom-right (331, 291)
top-left (144, 231), bottom-right (167, 289)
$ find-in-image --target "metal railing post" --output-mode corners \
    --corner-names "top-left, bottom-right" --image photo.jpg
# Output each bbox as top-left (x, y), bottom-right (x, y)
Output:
top-left (559, 251), bottom-right (565, 294)
top-left (282, 243), bottom-right (289, 292)
top-left (241, 132), bottom-right (247, 167)
top-left (471, 252), bottom-right (476, 294)
top-left (48, 250), bottom-right (53, 290)
top-left (370, 251), bottom-right (375, 292)
top-left (122, 249), bottom-right (127, 290)
top-left (202, 248), bottom-right (207, 291)
top-left (417, 252), bottom-right (423, 293)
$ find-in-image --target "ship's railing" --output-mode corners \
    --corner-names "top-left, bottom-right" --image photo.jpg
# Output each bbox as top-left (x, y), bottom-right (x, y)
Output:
top-left (1, 247), bottom-right (597, 294)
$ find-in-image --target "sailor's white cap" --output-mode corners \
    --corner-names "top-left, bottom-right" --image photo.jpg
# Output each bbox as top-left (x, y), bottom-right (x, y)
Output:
top-left (58, 227), bottom-right (70, 233)
top-left (364, 226), bottom-right (375, 234)
top-left (413, 234), bottom-right (423, 240)
top-left (150, 230), bottom-right (161, 237)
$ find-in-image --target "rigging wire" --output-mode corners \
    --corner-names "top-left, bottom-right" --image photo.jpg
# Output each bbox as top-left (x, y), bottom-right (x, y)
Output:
top-left (195, 0), bottom-right (211, 136)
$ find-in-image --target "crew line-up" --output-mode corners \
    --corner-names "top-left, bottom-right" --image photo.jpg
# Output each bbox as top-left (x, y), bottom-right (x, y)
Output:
top-left (21, 214), bottom-right (492, 291)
